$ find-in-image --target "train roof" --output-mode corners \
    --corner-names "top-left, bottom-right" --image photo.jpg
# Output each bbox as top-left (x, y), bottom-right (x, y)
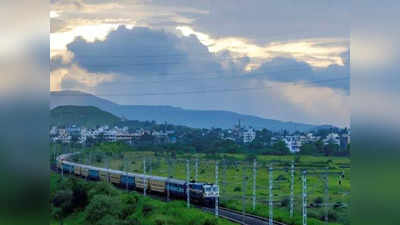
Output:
top-left (166, 178), bottom-right (186, 185)
top-left (58, 153), bottom-right (216, 186)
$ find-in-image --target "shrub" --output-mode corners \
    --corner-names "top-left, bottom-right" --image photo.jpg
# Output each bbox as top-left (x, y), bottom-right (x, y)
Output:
top-left (203, 218), bottom-right (218, 225)
top-left (97, 215), bottom-right (121, 225)
top-left (120, 193), bottom-right (139, 219)
top-left (88, 182), bottom-right (117, 199)
top-left (142, 203), bottom-right (154, 216)
top-left (313, 196), bottom-right (324, 208)
top-left (281, 197), bottom-right (290, 207)
top-left (275, 174), bottom-right (287, 181)
top-left (234, 186), bottom-right (241, 192)
top-left (85, 195), bottom-right (121, 224)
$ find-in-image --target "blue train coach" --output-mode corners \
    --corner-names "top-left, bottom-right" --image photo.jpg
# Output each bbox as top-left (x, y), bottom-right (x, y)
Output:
top-left (166, 178), bottom-right (186, 198)
top-left (120, 174), bottom-right (135, 189)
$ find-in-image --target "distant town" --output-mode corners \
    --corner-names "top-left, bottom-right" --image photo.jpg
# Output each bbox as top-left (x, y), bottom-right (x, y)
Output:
top-left (50, 120), bottom-right (350, 155)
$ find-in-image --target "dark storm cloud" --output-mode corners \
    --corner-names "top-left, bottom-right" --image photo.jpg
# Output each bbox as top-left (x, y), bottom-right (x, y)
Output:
top-left (151, 0), bottom-right (349, 42)
top-left (247, 57), bottom-right (349, 91)
top-left (67, 26), bottom-right (223, 76)
top-left (67, 25), bottom-right (349, 91)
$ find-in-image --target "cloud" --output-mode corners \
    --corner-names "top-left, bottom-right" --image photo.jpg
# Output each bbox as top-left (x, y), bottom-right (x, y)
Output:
top-left (162, 0), bottom-right (349, 42)
top-left (270, 81), bottom-right (350, 126)
top-left (246, 57), bottom-right (349, 91)
top-left (52, 25), bottom-right (349, 127)
top-left (176, 26), bottom-right (348, 69)
top-left (51, 65), bottom-right (114, 91)
top-left (67, 26), bottom-right (222, 76)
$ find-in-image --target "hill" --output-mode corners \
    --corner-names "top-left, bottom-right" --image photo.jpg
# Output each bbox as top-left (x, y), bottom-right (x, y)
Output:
top-left (50, 105), bottom-right (121, 128)
top-left (50, 90), bottom-right (332, 132)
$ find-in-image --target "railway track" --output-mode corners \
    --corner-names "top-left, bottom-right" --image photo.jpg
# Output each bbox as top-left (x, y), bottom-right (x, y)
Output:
top-left (51, 164), bottom-right (287, 225)
top-left (201, 207), bottom-right (287, 225)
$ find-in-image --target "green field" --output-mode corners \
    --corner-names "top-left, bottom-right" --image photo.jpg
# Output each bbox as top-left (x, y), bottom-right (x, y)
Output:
top-left (68, 150), bottom-right (350, 225)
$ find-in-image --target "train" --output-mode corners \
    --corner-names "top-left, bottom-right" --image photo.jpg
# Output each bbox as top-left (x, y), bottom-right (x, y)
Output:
top-left (56, 153), bottom-right (219, 207)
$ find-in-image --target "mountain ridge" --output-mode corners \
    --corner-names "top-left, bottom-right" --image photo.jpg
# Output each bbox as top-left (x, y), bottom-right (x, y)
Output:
top-left (50, 90), bottom-right (333, 132)
top-left (50, 105), bottom-right (121, 128)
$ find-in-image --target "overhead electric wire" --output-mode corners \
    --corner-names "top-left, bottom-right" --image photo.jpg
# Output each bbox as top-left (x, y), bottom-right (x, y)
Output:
top-left (54, 77), bottom-right (348, 97)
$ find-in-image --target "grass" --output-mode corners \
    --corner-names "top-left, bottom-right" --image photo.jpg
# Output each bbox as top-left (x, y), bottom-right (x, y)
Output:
top-left (73, 151), bottom-right (350, 225)
top-left (50, 173), bottom-right (236, 225)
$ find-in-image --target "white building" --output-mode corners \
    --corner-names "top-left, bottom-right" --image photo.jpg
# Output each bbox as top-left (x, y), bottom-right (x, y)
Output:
top-left (283, 136), bottom-right (302, 153)
top-left (323, 133), bottom-right (340, 145)
top-left (243, 128), bottom-right (256, 143)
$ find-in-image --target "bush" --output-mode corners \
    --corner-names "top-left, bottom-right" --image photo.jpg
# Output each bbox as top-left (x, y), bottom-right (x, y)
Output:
top-left (234, 186), bottom-right (241, 192)
top-left (88, 182), bottom-right (118, 199)
top-left (120, 193), bottom-right (139, 219)
top-left (203, 218), bottom-right (217, 225)
top-left (313, 196), bottom-right (324, 208)
top-left (85, 195), bottom-right (122, 224)
top-left (69, 178), bottom-right (89, 209)
top-left (281, 197), bottom-right (290, 207)
top-left (275, 174), bottom-right (287, 181)
top-left (142, 202), bottom-right (154, 216)
top-left (97, 215), bottom-right (121, 225)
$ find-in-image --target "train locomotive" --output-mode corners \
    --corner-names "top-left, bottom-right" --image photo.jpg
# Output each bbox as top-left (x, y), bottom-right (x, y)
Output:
top-left (56, 153), bottom-right (219, 207)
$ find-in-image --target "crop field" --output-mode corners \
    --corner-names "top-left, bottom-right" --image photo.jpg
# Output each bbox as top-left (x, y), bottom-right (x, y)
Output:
top-left (68, 150), bottom-right (350, 225)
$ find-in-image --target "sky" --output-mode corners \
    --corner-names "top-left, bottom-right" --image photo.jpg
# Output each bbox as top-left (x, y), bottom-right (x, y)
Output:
top-left (50, 0), bottom-right (350, 127)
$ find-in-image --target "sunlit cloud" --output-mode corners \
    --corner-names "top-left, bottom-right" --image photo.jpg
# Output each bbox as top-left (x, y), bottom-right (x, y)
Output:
top-left (269, 81), bottom-right (350, 126)
top-left (51, 0), bottom-right (122, 14)
top-left (176, 26), bottom-right (348, 69)
top-left (50, 23), bottom-right (136, 61)
top-left (50, 10), bottom-right (61, 18)
top-left (51, 65), bottom-right (114, 92)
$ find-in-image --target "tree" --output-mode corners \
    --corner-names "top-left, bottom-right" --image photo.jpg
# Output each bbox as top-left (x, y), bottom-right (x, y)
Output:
top-left (300, 143), bottom-right (318, 155)
top-left (88, 182), bottom-right (118, 199)
top-left (85, 195), bottom-right (122, 224)
top-left (70, 178), bottom-right (89, 209)
top-left (272, 140), bottom-right (290, 155)
top-left (52, 190), bottom-right (73, 225)
top-left (325, 143), bottom-right (339, 156)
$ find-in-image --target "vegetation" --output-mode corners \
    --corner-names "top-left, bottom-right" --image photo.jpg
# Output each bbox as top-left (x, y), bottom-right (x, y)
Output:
top-left (50, 174), bottom-right (235, 225)
top-left (52, 142), bottom-right (350, 225)
top-left (50, 106), bottom-right (121, 128)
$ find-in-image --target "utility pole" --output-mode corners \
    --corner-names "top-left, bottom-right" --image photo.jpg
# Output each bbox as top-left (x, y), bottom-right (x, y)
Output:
top-left (86, 152), bottom-right (89, 181)
top-left (302, 170), bottom-right (307, 225)
top-left (222, 158), bottom-right (226, 195)
top-left (106, 153), bottom-right (110, 183)
top-left (215, 160), bottom-right (219, 217)
top-left (324, 172), bottom-right (329, 223)
top-left (269, 166), bottom-right (273, 225)
top-left (290, 160), bottom-right (295, 217)
top-left (186, 159), bottom-right (190, 208)
top-left (252, 159), bottom-right (257, 211)
top-left (241, 163), bottom-right (247, 224)
top-left (143, 158), bottom-right (146, 196)
top-left (61, 158), bottom-right (64, 177)
top-left (195, 158), bottom-right (199, 182)
top-left (167, 156), bottom-right (171, 201)
top-left (149, 157), bottom-right (152, 175)
top-left (125, 156), bottom-right (129, 191)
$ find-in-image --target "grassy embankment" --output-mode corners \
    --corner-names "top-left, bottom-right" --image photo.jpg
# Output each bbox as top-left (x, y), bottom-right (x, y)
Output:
top-left (50, 173), bottom-right (236, 225)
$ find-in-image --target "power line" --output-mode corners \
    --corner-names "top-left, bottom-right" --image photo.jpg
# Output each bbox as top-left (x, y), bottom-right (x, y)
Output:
top-left (93, 67), bottom-right (348, 86)
top-left (54, 77), bottom-right (348, 97)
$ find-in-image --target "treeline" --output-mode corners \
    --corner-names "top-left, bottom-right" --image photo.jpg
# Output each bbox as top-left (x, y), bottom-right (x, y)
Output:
top-left (300, 141), bottom-right (350, 157)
